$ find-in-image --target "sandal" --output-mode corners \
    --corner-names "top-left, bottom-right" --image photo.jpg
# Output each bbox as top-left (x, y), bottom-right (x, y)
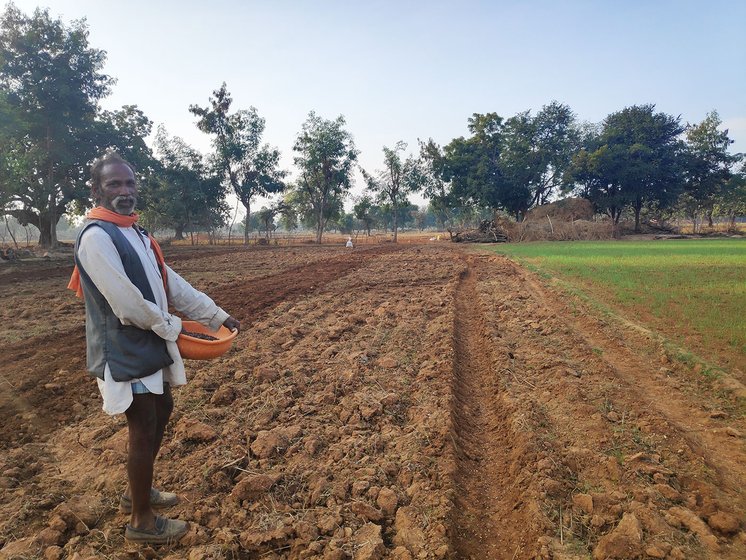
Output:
top-left (120, 487), bottom-right (180, 513)
top-left (124, 515), bottom-right (188, 544)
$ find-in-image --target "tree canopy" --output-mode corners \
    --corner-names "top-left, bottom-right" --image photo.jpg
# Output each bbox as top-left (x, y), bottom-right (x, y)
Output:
top-left (291, 112), bottom-right (358, 243)
top-left (140, 126), bottom-right (227, 242)
top-left (190, 83), bottom-right (286, 244)
top-left (680, 111), bottom-right (739, 229)
top-left (363, 141), bottom-right (424, 242)
top-left (0, 4), bottom-right (114, 246)
top-left (1, 3), bottom-right (743, 244)
top-left (567, 105), bottom-right (686, 232)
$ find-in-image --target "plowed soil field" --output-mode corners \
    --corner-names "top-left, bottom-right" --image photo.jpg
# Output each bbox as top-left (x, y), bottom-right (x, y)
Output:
top-left (1, 243), bottom-right (744, 560)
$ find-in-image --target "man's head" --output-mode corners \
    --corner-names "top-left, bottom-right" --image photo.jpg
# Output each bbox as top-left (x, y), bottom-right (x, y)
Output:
top-left (90, 152), bottom-right (138, 215)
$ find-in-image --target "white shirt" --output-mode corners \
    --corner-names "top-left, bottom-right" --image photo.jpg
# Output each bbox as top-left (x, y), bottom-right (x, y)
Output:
top-left (77, 225), bottom-right (229, 415)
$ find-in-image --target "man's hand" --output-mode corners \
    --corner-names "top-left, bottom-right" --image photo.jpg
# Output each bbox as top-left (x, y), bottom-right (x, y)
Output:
top-left (223, 316), bottom-right (241, 333)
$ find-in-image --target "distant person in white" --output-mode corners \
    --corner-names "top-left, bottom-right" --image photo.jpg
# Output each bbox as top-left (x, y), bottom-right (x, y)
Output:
top-left (70, 152), bottom-right (240, 544)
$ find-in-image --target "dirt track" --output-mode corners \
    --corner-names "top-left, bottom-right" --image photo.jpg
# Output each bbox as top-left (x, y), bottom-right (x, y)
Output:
top-left (1, 244), bottom-right (744, 559)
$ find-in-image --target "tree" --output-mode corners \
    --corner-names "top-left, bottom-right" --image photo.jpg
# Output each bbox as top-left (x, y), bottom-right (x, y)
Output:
top-left (682, 111), bottom-right (740, 229)
top-left (255, 201), bottom-right (292, 240)
top-left (256, 206), bottom-right (276, 240)
top-left (411, 207), bottom-right (428, 231)
top-left (568, 105), bottom-right (685, 232)
top-left (190, 83), bottom-right (286, 244)
top-left (96, 105), bottom-right (157, 180)
top-left (353, 195), bottom-right (376, 236)
top-left (500, 101), bottom-right (580, 210)
top-left (445, 113), bottom-right (507, 210)
top-left (566, 143), bottom-right (626, 226)
top-left (0, 90), bottom-right (19, 215)
top-left (442, 112), bottom-right (533, 220)
top-left (602, 105), bottom-right (684, 232)
top-left (419, 139), bottom-right (455, 228)
top-left (0, 3), bottom-right (114, 247)
top-left (363, 141), bottom-right (424, 242)
top-left (144, 127), bottom-right (228, 243)
top-left (717, 162), bottom-right (746, 231)
top-left (331, 211), bottom-right (355, 235)
top-left (292, 112), bottom-right (358, 243)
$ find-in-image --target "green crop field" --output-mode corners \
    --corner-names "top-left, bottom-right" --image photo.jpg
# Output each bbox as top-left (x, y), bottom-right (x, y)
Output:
top-left (483, 239), bottom-right (746, 368)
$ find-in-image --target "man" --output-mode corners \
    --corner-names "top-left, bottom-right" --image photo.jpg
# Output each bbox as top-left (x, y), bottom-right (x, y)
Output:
top-left (69, 151), bottom-right (240, 544)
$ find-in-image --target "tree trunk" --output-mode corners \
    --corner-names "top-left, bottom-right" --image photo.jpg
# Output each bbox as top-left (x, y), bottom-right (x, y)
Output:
top-left (634, 202), bottom-right (642, 233)
top-left (611, 208), bottom-right (622, 239)
top-left (315, 200), bottom-right (325, 244)
top-left (4, 216), bottom-right (19, 249)
top-left (37, 211), bottom-right (59, 249)
top-left (174, 225), bottom-right (185, 240)
top-left (243, 201), bottom-right (251, 245)
top-left (393, 206), bottom-right (399, 243)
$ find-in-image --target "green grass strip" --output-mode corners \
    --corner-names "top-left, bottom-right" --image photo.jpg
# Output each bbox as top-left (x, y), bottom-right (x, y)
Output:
top-left (483, 239), bottom-right (746, 362)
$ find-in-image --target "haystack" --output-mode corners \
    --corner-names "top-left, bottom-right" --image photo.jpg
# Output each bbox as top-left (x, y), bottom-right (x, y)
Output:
top-left (525, 198), bottom-right (594, 221)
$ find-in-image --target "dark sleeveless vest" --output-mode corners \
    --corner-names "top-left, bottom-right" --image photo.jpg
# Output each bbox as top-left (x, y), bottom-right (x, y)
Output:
top-left (74, 220), bottom-right (174, 381)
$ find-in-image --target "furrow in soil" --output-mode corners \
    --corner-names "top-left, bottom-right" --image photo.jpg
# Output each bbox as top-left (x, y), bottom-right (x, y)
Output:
top-left (449, 258), bottom-right (533, 559)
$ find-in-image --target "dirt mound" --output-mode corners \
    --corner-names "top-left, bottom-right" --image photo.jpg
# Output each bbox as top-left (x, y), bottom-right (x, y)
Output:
top-left (1, 244), bottom-right (744, 559)
top-left (509, 197), bottom-right (615, 241)
top-left (525, 197), bottom-right (594, 222)
top-left (506, 217), bottom-right (614, 242)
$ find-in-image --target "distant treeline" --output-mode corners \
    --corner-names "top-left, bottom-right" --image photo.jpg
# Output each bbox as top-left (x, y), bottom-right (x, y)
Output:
top-left (1, 4), bottom-right (743, 247)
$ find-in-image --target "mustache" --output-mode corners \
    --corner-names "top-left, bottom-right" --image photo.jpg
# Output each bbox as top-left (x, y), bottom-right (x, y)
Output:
top-left (113, 195), bottom-right (136, 206)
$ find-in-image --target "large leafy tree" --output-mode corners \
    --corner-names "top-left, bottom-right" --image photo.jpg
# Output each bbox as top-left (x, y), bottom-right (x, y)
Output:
top-left (443, 113), bottom-right (514, 213)
top-left (189, 83), bottom-right (286, 244)
top-left (0, 3), bottom-right (114, 247)
top-left (603, 105), bottom-right (685, 232)
top-left (96, 105), bottom-right (156, 178)
top-left (142, 127), bottom-right (227, 242)
top-left (292, 112), bottom-right (358, 243)
top-left (682, 111), bottom-right (740, 229)
top-left (442, 112), bottom-right (537, 220)
top-left (566, 144), bottom-right (628, 226)
top-left (419, 139), bottom-right (456, 228)
top-left (0, 89), bottom-right (20, 213)
top-left (501, 101), bottom-right (580, 210)
top-left (363, 141), bottom-right (424, 242)
top-left (568, 105), bottom-right (685, 232)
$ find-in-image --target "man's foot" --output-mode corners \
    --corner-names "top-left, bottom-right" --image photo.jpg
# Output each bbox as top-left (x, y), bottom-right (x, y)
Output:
top-left (124, 515), bottom-right (188, 544)
top-left (120, 488), bottom-right (180, 514)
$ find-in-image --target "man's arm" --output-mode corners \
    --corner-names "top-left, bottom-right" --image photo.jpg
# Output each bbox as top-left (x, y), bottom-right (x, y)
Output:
top-left (165, 265), bottom-right (240, 333)
top-left (77, 227), bottom-right (183, 341)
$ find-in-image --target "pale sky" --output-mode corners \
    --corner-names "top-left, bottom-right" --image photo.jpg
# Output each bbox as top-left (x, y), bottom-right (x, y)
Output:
top-left (8, 0), bottom-right (746, 208)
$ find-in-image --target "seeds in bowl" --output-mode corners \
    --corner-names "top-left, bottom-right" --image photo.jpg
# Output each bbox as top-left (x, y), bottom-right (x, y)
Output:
top-left (181, 330), bottom-right (219, 341)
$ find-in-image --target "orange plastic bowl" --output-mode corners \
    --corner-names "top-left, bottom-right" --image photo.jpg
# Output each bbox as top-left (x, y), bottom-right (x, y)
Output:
top-left (177, 320), bottom-right (237, 360)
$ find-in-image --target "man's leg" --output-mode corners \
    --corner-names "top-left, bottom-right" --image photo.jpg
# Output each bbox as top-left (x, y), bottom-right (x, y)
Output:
top-left (125, 393), bottom-right (158, 530)
top-left (122, 384), bottom-right (174, 509)
top-left (152, 383), bottom-right (173, 460)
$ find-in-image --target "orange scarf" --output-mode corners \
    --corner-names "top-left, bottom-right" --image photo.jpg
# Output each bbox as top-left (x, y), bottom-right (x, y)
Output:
top-left (67, 207), bottom-right (168, 298)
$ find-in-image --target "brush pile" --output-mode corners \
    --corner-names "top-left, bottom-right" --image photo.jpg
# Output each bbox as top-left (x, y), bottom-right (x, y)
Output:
top-left (449, 219), bottom-right (509, 243)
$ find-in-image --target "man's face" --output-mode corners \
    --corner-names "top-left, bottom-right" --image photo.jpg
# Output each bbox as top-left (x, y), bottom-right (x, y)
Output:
top-left (96, 163), bottom-right (138, 215)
